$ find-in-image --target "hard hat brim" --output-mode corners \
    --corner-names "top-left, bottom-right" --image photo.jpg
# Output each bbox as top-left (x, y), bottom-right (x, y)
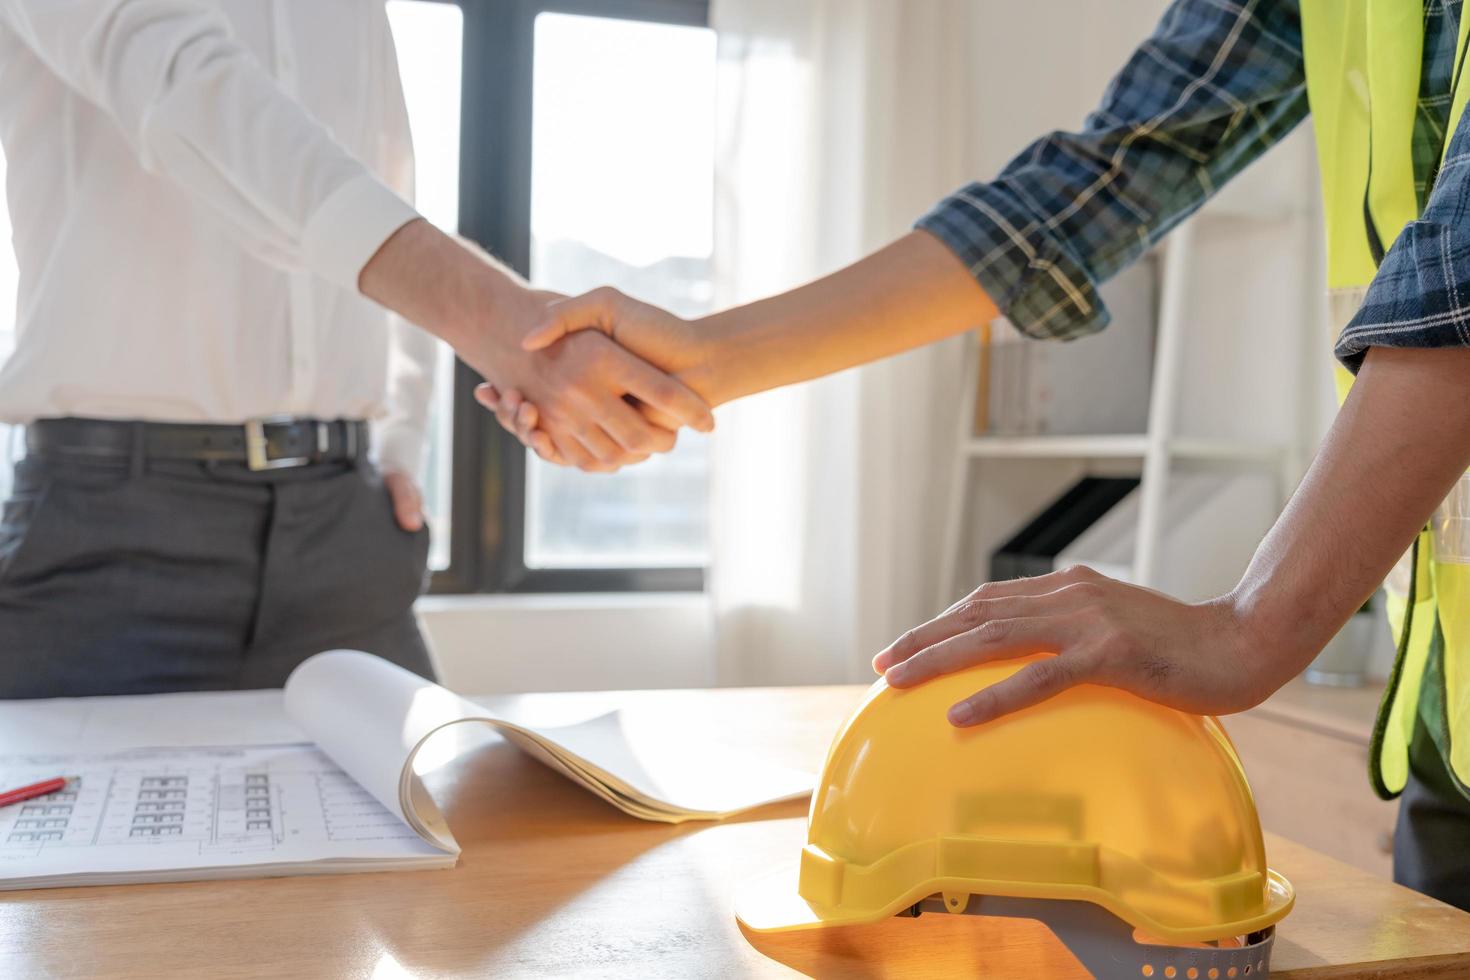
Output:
top-left (734, 864), bottom-right (830, 933)
top-left (735, 860), bottom-right (1296, 942)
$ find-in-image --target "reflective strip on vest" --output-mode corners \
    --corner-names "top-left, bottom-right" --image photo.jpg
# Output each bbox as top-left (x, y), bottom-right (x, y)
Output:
top-left (1301, 0), bottom-right (1470, 797)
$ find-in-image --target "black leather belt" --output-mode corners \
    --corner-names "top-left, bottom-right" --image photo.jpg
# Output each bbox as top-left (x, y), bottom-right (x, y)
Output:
top-left (25, 416), bottom-right (370, 471)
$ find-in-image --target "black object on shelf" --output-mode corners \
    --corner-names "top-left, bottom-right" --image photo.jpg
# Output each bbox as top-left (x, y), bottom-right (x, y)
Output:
top-left (990, 477), bottom-right (1141, 582)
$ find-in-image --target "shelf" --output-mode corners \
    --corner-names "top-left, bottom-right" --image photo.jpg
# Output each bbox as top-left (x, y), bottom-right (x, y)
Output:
top-left (1169, 438), bottom-right (1285, 463)
top-left (965, 434), bottom-right (1284, 462)
top-left (965, 434), bottom-right (1148, 458)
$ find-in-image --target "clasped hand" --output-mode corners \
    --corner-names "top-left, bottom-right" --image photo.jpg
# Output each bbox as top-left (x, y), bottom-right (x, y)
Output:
top-left (478, 287), bottom-right (715, 471)
top-left (474, 288), bottom-right (713, 473)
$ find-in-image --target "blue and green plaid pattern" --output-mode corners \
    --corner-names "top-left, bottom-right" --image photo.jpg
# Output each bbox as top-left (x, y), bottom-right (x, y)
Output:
top-left (918, 0), bottom-right (1469, 372)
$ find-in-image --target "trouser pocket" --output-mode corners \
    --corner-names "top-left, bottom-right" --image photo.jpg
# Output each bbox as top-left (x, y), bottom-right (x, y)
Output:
top-left (0, 457), bottom-right (54, 585)
top-left (246, 463), bottom-right (431, 650)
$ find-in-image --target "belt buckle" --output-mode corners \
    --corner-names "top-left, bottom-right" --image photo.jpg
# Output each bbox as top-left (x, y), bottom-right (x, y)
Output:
top-left (245, 416), bottom-right (315, 471)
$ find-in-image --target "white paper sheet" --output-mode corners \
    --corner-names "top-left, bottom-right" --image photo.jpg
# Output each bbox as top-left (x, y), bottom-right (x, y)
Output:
top-left (0, 649), bottom-right (815, 889)
top-left (0, 743), bottom-right (448, 890)
top-left (283, 651), bottom-right (814, 832)
top-left (0, 690), bottom-right (300, 753)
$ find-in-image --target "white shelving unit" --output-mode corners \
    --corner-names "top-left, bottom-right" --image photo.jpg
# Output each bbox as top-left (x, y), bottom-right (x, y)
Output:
top-left (962, 433), bottom-right (1286, 462)
top-left (938, 185), bottom-right (1320, 608)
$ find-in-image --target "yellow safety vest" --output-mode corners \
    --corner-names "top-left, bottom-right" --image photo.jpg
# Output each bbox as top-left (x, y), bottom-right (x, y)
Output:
top-left (1301, 0), bottom-right (1470, 798)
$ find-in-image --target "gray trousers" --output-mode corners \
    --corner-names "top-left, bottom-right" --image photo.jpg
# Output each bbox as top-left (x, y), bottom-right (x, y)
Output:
top-left (1395, 710), bottom-right (1470, 911)
top-left (0, 451), bottom-right (434, 699)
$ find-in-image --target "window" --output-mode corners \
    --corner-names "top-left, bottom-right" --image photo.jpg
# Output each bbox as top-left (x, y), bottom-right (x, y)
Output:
top-left (524, 12), bottom-right (715, 573)
top-left (395, 0), bottom-right (714, 593)
top-left (0, 2), bottom-right (713, 590)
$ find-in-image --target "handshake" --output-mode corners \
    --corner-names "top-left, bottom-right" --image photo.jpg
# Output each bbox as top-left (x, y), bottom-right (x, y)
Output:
top-left (364, 216), bottom-right (989, 478)
top-left (473, 285), bottom-right (720, 474)
top-left (362, 217), bottom-right (738, 475)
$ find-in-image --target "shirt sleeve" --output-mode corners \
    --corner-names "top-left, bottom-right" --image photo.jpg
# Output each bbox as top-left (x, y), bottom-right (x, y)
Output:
top-left (917, 0), bottom-right (1308, 341)
top-left (371, 21), bottom-right (438, 481)
top-left (1335, 104), bottom-right (1470, 370)
top-left (0, 0), bottom-right (419, 292)
top-left (375, 318), bottom-right (439, 479)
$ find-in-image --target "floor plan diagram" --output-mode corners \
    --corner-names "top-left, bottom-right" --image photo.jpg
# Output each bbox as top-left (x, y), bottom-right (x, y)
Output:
top-left (0, 744), bottom-right (443, 889)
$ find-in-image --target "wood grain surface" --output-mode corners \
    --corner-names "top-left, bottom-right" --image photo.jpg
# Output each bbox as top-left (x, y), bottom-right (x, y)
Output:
top-left (1, 684), bottom-right (1467, 979)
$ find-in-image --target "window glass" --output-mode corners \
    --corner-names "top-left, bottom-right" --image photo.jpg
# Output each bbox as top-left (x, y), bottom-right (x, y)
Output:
top-left (526, 12), bottom-right (716, 569)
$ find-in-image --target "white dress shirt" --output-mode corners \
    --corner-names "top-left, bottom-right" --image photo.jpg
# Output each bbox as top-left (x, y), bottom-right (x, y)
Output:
top-left (0, 0), bottom-right (435, 476)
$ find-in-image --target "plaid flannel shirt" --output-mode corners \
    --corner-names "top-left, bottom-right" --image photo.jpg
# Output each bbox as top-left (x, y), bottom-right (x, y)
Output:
top-left (917, 0), bottom-right (1466, 371)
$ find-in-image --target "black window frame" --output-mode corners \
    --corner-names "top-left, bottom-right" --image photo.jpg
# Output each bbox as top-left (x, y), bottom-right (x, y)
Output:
top-left (422, 0), bottom-right (712, 595)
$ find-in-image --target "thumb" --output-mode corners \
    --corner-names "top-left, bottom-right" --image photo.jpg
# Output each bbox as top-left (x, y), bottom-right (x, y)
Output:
top-left (521, 287), bottom-right (622, 351)
top-left (383, 471), bottom-right (425, 532)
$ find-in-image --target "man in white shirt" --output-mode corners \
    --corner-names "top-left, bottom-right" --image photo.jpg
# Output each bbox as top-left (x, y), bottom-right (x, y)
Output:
top-left (0, 1), bottom-right (713, 698)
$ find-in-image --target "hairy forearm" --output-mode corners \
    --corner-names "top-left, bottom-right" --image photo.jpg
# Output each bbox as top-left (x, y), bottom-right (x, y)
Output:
top-left (358, 218), bottom-right (532, 350)
top-left (692, 230), bottom-right (999, 405)
top-left (1229, 345), bottom-right (1470, 689)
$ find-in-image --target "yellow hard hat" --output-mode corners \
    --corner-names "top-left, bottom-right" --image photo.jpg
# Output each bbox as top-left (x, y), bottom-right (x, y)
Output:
top-left (737, 655), bottom-right (1294, 976)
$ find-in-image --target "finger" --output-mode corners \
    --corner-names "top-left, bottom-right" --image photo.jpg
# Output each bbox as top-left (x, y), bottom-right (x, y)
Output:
top-left (496, 389), bottom-right (527, 437)
top-left (874, 589), bottom-right (1082, 673)
top-left (548, 430), bottom-right (596, 471)
top-left (474, 383), bottom-right (501, 410)
top-left (527, 429), bottom-right (561, 464)
top-left (475, 384), bottom-right (523, 439)
top-left (515, 401), bottom-right (539, 435)
top-left (950, 565), bottom-right (1101, 603)
top-left (383, 472), bottom-right (424, 532)
top-left (884, 614), bottom-right (1080, 689)
top-left (948, 652), bottom-right (1098, 727)
top-left (521, 288), bottom-right (621, 352)
top-left (597, 397), bottom-right (677, 456)
top-left (635, 400), bottom-right (687, 434)
top-left (572, 425), bottom-right (628, 471)
top-left (493, 396), bottom-right (524, 439)
top-left (499, 408), bottom-right (525, 440)
top-left (619, 356), bottom-right (715, 434)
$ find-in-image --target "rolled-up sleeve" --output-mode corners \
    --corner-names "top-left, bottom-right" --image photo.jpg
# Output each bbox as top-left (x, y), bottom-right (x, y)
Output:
top-left (917, 0), bottom-right (1308, 340)
top-left (0, 0), bottom-right (419, 293)
top-left (1336, 105), bottom-right (1470, 370)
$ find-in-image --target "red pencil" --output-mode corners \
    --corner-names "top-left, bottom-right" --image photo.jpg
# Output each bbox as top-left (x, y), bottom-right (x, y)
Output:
top-left (0, 777), bottom-right (69, 808)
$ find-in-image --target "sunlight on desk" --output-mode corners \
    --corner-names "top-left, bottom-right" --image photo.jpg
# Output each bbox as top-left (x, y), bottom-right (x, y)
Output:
top-left (2, 685), bottom-right (1470, 978)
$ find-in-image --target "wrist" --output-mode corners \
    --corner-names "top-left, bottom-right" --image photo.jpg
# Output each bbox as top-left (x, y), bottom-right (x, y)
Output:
top-left (1212, 585), bottom-right (1310, 699)
top-left (434, 249), bottom-right (532, 352)
top-left (360, 218), bottom-right (532, 351)
top-left (688, 307), bottom-right (762, 407)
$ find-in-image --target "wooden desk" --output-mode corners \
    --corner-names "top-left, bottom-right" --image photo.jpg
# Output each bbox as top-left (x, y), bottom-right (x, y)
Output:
top-left (1223, 678), bottom-right (1402, 877)
top-left (3, 684), bottom-right (1469, 979)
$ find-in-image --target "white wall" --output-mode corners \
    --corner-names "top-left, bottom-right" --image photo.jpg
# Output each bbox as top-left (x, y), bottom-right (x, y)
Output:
top-left (966, 3), bottom-right (1168, 175)
top-left (418, 594), bottom-right (714, 694)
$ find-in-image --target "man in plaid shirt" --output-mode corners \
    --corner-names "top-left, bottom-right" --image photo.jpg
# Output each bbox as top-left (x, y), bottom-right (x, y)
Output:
top-left (484, 0), bottom-right (1470, 906)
